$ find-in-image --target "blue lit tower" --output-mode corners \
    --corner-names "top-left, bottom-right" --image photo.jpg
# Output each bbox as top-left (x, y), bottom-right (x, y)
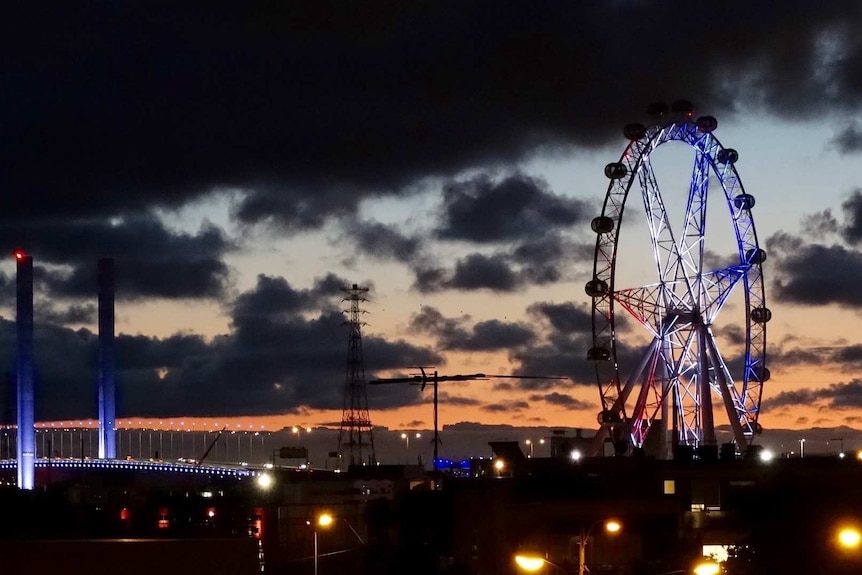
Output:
top-left (97, 258), bottom-right (117, 459)
top-left (337, 284), bottom-right (376, 467)
top-left (15, 250), bottom-right (35, 490)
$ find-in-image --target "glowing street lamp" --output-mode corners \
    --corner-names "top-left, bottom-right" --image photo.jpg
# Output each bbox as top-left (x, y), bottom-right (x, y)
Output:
top-left (514, 554), bottom-right (566, 574)
top-left (525, 439), bottom-right (533, 458)
top-left (400, 432), bottom-right (420, 464)
top-left (837, 526), bottom-right (862, 549)
top-left (692, 560), bottom-right (720, 575)
top-left (307, 510), bottom-right (366, 575)
top-left (578, 519), bottom-right (622, 575)
top-left (255, 472), bottom-right (273, 490)
top-left (308, 512), bottom-right (334, 575)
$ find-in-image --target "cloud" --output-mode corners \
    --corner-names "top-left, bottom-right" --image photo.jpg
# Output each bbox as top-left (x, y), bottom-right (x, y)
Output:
top-left (766, 380), bottom-right (862, 410)
top-left (408, 306), bottom-right (535, 351)
top-left (5, 2), bottom-right (862, 231)
top-left (411, 234), bottom-right (590, 293)
top-left (770, 241), bottom-right (862, 306)
top-left (800, 210), bottom-right (840, 240)
top-left (343, 220), bottom-right (423, 264)
top-left (841, 190), bottom-right (862, 244)
top-left (449, 253), bottom-right (520, 291)
top-left (0, 275), bottom-right (443, 420)
top-left (528, 392), bottom-right (591, 409)
top-left (436, 173), bottom-right (588, 243)
top-left (0, 215), bottom-right (235, 301)
top-left (413, 253), bottom-right (521, 293)
top-left (482, 400), bottom-right (530, 413)
top-left (829, 122), bottom-right (862, 155)
top-left (231, 273), bottom-right (346, 321)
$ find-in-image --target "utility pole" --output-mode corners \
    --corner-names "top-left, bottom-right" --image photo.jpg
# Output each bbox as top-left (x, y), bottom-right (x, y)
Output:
top-left (371, 369), bottom-right (565, 466)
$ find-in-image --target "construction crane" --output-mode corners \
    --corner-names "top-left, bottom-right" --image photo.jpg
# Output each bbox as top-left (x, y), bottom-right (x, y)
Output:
top-left (370, 367), bottom-right (566, 464)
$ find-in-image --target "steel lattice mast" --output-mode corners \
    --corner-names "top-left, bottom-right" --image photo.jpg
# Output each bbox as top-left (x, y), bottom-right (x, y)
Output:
top-left (337, 284), bottom-right (376, 467)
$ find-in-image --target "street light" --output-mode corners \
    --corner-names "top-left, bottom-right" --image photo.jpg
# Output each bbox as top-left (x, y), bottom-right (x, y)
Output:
top-left (400, 432), bottom-right (420, 464)
top-left (799, 438), bottom-right (806, 458)
top-left (577, 519), bottom-right (622, 575)
top-left (307, 512), bottom-right (334, 575)
top-left (525, 439), bottom-right (533, 458)
top-left (255, 472), bottom-right (273, 490)
top-left (837, 525), bottom-right (862, 549)
top-left (514, 553), bottom-right (566, 574)
top-left (692, 560), bottom-right (720, 575)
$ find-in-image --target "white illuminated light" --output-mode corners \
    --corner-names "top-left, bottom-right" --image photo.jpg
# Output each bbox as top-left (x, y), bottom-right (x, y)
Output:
top-left (256, 473), bottom-right (274, 489)
top-left (570, 450), bottom-right (582, 461)
top-left (758, 449), bottom-right (774, 462)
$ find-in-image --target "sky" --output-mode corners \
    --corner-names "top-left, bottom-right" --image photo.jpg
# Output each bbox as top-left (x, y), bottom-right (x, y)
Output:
top-left (3, 1), bottom-right (862, 439)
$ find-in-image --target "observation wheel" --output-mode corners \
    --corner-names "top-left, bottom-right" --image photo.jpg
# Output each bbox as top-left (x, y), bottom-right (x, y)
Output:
top-left (586, 101), bottom-right (769, 457)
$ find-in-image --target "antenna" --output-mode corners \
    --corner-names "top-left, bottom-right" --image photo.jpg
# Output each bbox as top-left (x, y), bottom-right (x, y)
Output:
top-left (371, 370), bottom-right (566, 468)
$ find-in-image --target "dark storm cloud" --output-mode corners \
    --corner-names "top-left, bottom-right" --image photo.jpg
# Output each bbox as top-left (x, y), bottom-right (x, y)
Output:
top-left (232, 273), bottom-right (346, 320)
top-left (528, 392), bottom-right (591, 409)
top-left (718, 324), bottom-right (747, 347)
top-left (411, 254), bottom-right (522, 293)
top-left (511, 301), bottom-right (641, 386)
top-left (527, 302), bottom-right (592, 334)
top-left (834, 344), bottom-right (862, 364)
top-left (767, 380), bottom-right (862, 409)
top-left (482, 400), bottom-right (530, 413)
top-left (5, 2), bottom-right (862, 229)
top-left (437, 393), bottom-right (482, 407)
top-left (408, 306), bottom-right (535, 352)
top-left (0, 215), bottom-right (234, 301)
top-left (449, 254), bottom-right (519, 291)
top-left (770, 240), bottom-right (862, 306)
top-left (343, 220), bottom-right (423, 264)
top-left (767, 335), bottom-right (862, 372)
top-left (411, 233), bottom-right (587, 294)
top-left (800, 209), bottom-right (840, 240)
top-left (436, 174), bottom-right (588, 243)
top-left (0, 276), bottom-right (441, 420)
top-left (39, 303), bottom-right (97, 326)
top-left (841, 190), bottom-right (862, 244)
top-left (767, 193), bottom-right (862, 307)
top-left (829, 122), bottom-right (862, 155)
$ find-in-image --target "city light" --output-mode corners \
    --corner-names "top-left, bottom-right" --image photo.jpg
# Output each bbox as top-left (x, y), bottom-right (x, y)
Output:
top-left (570, 449), bottom-right (583, 461)
top-left (692, 560), bottom-right (720, 575)
top-left (317, 512), bottom-right (334, 528)
top-left (604, 520), bottom-right (622, 533)
top-left (758, 449), bottom-right (774, 462)
top-left (256, 473), bottom-right (274, 490)
top-left (837, 526), bottom-right (862, 549)
top-left (514, 554), bottom-right (546, 572)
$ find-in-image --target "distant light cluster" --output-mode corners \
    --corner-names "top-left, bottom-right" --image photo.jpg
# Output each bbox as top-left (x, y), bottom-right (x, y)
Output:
top-left (0, 459), bottom-right (256, 478)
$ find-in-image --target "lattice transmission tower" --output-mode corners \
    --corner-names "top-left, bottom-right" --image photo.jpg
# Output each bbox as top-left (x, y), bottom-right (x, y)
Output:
top-left (337, 283), bottom-right (376, 467)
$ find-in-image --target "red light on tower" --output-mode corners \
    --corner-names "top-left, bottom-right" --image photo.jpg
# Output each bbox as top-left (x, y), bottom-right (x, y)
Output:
top-left (13, 250), bottom-right (25, 261)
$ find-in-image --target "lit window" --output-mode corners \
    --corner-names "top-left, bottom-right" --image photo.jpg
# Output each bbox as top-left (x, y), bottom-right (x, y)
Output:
top-left (663, 479), bottom-right (675, 495)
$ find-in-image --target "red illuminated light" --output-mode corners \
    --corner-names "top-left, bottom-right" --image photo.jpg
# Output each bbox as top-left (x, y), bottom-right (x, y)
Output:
top-left (13, 250), bottom-right (25, 261)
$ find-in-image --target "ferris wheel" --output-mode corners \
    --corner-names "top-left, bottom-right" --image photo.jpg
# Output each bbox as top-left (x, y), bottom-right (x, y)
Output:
top-left (586, 100), bottom-right (769, 457)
